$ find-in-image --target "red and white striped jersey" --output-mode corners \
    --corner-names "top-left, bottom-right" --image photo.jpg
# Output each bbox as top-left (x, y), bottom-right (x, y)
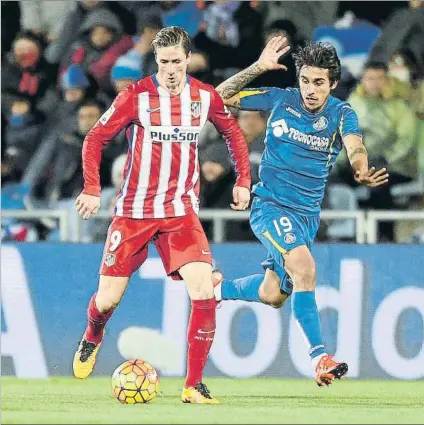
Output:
top-left (82, 75), bottom-right (251, 219)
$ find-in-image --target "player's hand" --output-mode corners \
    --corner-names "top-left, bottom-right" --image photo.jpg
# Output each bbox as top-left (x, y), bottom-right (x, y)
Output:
top-left (354, 167), bottom-right (389, 187)
top-left (257, 35), bottom-right (291, 72)
top-left (75, 192), bottom-right (101, 220)
top-left (231, 186), bottom-right (251, 210)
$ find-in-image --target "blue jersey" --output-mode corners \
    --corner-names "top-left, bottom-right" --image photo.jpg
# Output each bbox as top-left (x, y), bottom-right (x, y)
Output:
top-left (240, 87), bottom-right (361, 215)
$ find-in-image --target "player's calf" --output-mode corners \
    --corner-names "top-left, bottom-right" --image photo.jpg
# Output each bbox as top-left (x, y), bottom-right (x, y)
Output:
top-left (258, 284), bottom-right (288, 308)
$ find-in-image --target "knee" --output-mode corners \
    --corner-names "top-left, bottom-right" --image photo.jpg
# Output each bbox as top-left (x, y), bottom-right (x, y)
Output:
top-left (258, 285), bottom-right (286, 308)
top-left (96, 287), bottom-right (123, 312)
top-left (188, 279), bottom-right (214, 300)
top-left (290, 263), bottom-right (316, 291)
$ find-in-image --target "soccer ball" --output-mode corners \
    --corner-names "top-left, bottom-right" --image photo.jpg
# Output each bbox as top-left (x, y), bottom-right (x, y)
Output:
top-left (111, 359), bottom-right (160, 404)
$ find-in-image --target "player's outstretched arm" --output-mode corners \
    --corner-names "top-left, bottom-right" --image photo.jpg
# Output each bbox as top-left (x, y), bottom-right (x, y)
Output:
top-left (216, 36), bottom-right (290, 108)
top-left (343, 134), bottom-right (389, 187)
top-left (77, 89), bottom-right (135, 219)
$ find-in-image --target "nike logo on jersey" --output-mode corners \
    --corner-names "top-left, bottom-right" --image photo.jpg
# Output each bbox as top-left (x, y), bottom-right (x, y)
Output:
top-left (198, 329), bottom-right (215, 334)
top-left (146, 107), bottom-right (161, 113)
top-left (201, 249), bottom-right (210, 255)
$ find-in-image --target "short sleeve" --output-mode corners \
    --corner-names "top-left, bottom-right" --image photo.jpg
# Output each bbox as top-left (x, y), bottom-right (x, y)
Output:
top-left (339, 104), bottom-right (362, 138)
top-left (239, 87), bottom-right (286, 112)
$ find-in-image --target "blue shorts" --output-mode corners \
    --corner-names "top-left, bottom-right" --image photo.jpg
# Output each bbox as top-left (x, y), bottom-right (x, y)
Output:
top-left (249, 197), bottom-right (320, 295)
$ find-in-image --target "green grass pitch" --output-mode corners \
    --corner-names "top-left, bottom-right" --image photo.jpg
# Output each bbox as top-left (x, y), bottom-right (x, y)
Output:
top-left (2, 377), bottom-right (424, 424)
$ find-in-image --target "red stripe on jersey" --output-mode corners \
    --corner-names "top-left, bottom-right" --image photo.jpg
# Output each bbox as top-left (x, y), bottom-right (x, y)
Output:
top-left (143, 143), bottom-right (162, 218)
top-left (190, 84), bottom-right (201, 126)
top-left (164, 95), bottom-right (183, 216)
top-left (142, 91), bottom-right (162, 218)
top-left (182, 142), bottom-right (197, 213)
top-left (123, 126), bottom-right (143, 213)
top-left (171, 95), bottom-right (182, 126)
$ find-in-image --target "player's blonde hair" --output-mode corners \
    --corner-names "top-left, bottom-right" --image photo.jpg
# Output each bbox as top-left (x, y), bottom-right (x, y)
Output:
top-left (151, 26), bottom-right (191, 56)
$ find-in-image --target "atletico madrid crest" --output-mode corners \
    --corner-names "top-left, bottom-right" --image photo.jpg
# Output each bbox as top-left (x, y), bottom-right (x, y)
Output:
top-left (104, 253), bottom-right (116, 267)
top-left (191, 101), bottom-right (201, 118)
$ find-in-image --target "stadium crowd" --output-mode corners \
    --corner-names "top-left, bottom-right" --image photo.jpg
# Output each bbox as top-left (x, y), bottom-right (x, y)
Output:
top-left (2, 0), bottom-right (423, 243)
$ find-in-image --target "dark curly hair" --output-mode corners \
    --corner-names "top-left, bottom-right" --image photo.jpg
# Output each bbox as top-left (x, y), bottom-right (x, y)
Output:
top-left (292, 42), bottom-right (341, 85)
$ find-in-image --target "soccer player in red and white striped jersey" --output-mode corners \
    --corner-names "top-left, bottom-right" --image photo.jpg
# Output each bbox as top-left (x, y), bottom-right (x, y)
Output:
top-left (73, 26), bottom-right (251, 404)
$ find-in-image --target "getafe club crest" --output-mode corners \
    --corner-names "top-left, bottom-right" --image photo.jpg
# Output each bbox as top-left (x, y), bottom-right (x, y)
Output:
top-left (191, 101), bottom-right (201, 118)
top-left (313, 116), bottom-right (328, 131)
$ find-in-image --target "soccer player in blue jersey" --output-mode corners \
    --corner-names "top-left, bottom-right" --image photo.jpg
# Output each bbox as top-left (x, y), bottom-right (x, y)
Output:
top-left (214, 37), bottom-right (389, 386)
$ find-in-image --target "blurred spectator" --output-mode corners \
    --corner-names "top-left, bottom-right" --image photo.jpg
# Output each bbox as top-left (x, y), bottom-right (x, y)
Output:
top-left (2, 1), bottom-right (21, 57)
top-left (45, 1), bottom-right (137, 65)
top-left (2, 31), bottom-right (56, 120)
top-left (111, 55), bottom-right (143, 93)
top-left (250, 20), bottom-right (297, 89)
top-left (21, 65), bottom-right (99, 196)
top-left (331, 65), bottom-right (358, 101)
top-left (313, 12), bottom-right (381, 80)
top-left (202, 0), bottom-right (241, 47)
top-left (337, 1), bottom-right (408, 27)
top-left (19, 1), bottom-right (76, 42)
top-left (199, 110), bottom-right (266, 241)
top-left (59, 7), bottom-right (133, 94)
top-left (347, 62), bottom-right (418, 180)
top-left (388, 48), bottom-right (424, 119)
top-left (159, 1), bottom-right (204, 37)
top-left (45, 99), bottom-right (105, 202)
top-left (263, 1), bottom-right (338, 42)
top-left (194, 1), bottom-right (264, 85)
top-left (4, 93), bottom-right (46, 181)
top-left (111, 13), bottom-right (163, 91)
top-left (236, 111), bottom-right (266, 185)
top-left (368, 1), bottom-right (424, 78)
top-left (338, 61), bottom-right (418, 240)
top-left (200, 110), bottom-right (265, 190)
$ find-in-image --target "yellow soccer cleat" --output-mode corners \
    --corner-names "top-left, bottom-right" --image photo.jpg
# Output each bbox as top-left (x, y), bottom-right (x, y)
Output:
top-left (72, 332), bottom-right (104, 379)
top-left (181, 383), bottom-right (220, 404)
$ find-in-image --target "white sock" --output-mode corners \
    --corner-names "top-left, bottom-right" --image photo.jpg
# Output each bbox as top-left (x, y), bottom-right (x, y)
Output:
top-left (311, 352), bottom-right (328, 371)
top-left (214, 282), bottom-right (222, 301)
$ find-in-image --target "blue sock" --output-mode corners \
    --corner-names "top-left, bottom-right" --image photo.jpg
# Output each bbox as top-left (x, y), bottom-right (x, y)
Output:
top-left (221, 274), bottom-right (264, 303)
top-left (291, 291), bottom-right (326, 359)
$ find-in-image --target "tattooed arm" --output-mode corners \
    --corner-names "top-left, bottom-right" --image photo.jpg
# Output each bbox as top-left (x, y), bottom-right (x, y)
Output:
top-left (343, 134), bottom-right (389, 187)
top-left (216, 36), bottom-right (290, 108)
top-left (216, 63), bottom-right (266, 107)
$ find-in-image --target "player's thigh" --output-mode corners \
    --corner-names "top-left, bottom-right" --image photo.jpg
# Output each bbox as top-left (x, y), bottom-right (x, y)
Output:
top-left (283, 245), bottom-right (316, 291)
top-left (155, 211), bottom-right (212, 282)
top-left (179, 261), bottom-right (213, 300)
top-left (250, 198), bottom-right (308, 265)
top-left (99, 216), bottom-right (157, 278)
top-left (250, 198), bottom-right (308, 293)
